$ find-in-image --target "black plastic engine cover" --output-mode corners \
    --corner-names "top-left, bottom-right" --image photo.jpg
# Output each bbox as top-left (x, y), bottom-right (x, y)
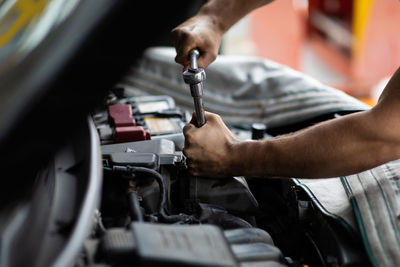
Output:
top-left (183, 176), bottom-right (259, 215)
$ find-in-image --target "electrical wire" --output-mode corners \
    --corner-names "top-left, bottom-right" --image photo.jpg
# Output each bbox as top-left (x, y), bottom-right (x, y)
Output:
top-left (127, 191), bottom-right (144, 222)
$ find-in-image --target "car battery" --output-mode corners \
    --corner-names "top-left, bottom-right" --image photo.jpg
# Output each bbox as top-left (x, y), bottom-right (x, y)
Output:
top-left (131, 95), bottom-right (186, 137)
top-left (93, 94), bottom-right (187, 145)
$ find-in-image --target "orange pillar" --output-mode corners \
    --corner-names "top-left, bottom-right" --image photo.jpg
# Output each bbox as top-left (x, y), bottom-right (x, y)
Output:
top-left (351, 0), bottom-right (400, 96)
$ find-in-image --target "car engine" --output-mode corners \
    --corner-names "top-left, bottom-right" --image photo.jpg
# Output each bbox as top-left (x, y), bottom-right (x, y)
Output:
top-left (78, 88), bottom-right (368, 267)
top-left (86, 89), bottom-right (290, 267)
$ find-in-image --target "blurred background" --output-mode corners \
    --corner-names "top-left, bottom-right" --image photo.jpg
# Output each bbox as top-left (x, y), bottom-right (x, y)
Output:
top-left (220, 0), bottom-right (400, 106)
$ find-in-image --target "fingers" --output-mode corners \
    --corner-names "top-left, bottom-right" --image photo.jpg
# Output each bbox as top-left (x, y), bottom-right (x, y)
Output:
top-left (175, 49), bottom-right (217, 71)
top-left (196, 50), bottom-right (217, 69)
top-left (183, 114), bottom-right (200, 175)
top-left (171, 17), bottom-right (219, 70)
top-left (185, 156), bottom-right (196, 173)
top-left (183, 153), bottom-right (201, 176)
top-left (186, 111), bottom-right (220, 129)
top-left (182, 143), bottom-right (199, 176)
top-left (186, 111), bottom-right (219, 129)
top-left (203, 111), bottom-right (222, 125)
top-left (183, 120), bottom-right (196, 152)
top-left (183, 121), bottom-right (195, 135)
top-left (171, 25), bottom-right (196, 70)
top-left (182, 111), bottom-right (226, 177)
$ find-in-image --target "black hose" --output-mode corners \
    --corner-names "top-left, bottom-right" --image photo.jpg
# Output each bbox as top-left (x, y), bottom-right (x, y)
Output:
top-left (113, 165), bottom-right (185, 223)
top-left (211, 213), bottom-right (253, 230)
top-left (127, 191), bottom-right (143, 222)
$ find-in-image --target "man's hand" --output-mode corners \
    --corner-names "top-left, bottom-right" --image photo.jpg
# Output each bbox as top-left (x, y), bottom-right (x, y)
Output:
top-left (171, 0), bottom-right (274, 71)
top-left (183, 112), bottom-right (240, 177)
top-left (171, 15), bottom-right (222, 71)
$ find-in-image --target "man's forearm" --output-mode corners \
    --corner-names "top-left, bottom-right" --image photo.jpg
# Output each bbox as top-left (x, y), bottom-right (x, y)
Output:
top-left (232, 110), bottom-right (400, 178)
top-left (228, 67), bottom-right (400, 178)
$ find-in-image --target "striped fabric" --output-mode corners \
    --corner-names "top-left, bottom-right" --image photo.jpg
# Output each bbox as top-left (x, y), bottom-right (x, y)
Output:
top-left (341, 161), bottom-right (400, 267)
top-left (299, 160), bottom-right (400, 267)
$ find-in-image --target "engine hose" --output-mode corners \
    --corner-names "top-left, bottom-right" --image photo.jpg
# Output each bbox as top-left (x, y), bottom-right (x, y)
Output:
top-left (127, 191), bottom-right (143, 222)
top-left (211, 213), bottom-right (253, 230)
top-left (112, 165), bottom-right (186, 223)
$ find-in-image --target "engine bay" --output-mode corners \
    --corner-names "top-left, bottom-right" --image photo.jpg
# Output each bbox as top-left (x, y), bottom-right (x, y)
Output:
top-left (0, 1), bottom-right (377, 265)
top-left (83, 88), bottom-right (369, 267)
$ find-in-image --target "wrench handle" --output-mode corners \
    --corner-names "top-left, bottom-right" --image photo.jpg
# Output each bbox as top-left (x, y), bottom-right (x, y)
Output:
top-left (187, 49), bottom-right (206, 127)
top-left (193, 97), bottom-right (206, 127)
top-left (189, 49), bottom-right (200, 70)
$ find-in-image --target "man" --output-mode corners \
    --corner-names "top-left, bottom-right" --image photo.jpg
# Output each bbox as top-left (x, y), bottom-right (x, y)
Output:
top-left (171, 0), bottom-right (400, 178)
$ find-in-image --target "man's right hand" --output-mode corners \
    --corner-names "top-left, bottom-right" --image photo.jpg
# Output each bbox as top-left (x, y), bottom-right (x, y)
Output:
top-left (183, 112), bottom-right (241, 177)
top-left (171, 14), bottom-right (223, 71)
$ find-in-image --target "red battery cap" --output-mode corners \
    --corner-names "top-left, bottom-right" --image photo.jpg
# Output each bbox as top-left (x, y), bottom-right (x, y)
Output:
top-left (115, 126), bottom-right (151, 143)
top-left (108, 104), bottom-right (136, 127)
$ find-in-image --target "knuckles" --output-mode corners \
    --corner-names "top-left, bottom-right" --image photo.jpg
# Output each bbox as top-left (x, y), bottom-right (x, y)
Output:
top-left (209, 53), bottom-right (217, 63)
top-left (183, 133), bottom-right (197, 149)
top-left (183, 124), bottom-right (194, 136)
top-left (205, 112), bottom-right (220, 123)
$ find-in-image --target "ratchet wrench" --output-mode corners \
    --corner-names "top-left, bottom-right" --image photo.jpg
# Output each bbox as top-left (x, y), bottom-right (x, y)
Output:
top-left (182, 49), bottom-right (206, 127)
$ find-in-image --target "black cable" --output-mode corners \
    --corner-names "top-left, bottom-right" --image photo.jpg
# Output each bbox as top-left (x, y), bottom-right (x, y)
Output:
top-left (113, 165), bottom-right (187, 223)
top-left (214, 213), bottom-right (253, 229)
top-left (127, 191), bottom-right (144, 222)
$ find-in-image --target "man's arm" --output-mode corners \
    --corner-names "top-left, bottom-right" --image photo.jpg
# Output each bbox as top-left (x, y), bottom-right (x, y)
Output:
top-left (171, 0), bottom-right (274, 70)
top-left (183, 67), bottom-right (400, 178)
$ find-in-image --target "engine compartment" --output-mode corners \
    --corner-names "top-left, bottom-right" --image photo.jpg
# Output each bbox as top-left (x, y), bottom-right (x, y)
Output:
top-left (82, 88), bottom-right (369, 267)
top-left (88, 89), bottom-right (289, 266)
top-left (0, 86), bottom-right (369, 267)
